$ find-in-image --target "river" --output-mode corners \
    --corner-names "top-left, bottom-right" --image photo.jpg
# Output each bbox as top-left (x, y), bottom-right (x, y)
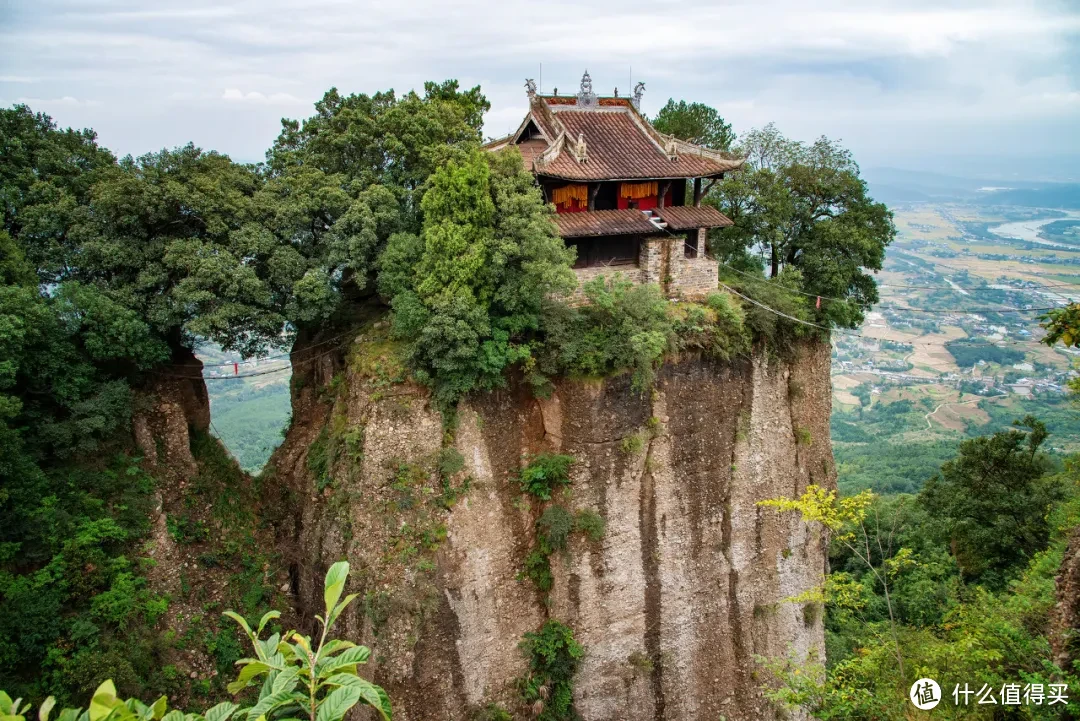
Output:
top-left (989, 211), bottom-right (1080, 249)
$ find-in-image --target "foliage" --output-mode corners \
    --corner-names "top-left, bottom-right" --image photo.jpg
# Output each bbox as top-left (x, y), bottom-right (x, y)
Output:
top-left (920, 416), bottom-right (1062, 587)
top-left (517, 620), bottom-right (583, 721)
top-left (2, 563), bottom-right (392, 721)
top-left (710, 123), bottom-right (894, 329)
top-left (379, 146), bottom-right (575, 408)
top-left (518, 454), bottom-right (574, 500)
top-left (760, 427), bottom-right (1080, 720)
top-left (945, 340), bottom-right (1026, 368)
top-left (1041, 303), bottom-right (1080, 348)
top-left (573, 510), bottom-right (606, 543)
top-left (536, 276), bottom-right (675, 392)
top-left (650, 99), bottom-right (735, 151)
top-left (222, 561), bottom-right (390, 721)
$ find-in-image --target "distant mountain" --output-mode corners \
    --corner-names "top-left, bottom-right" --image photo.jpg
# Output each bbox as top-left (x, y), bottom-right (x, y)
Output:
top-left (863, 166), bottom-right (1080, 209)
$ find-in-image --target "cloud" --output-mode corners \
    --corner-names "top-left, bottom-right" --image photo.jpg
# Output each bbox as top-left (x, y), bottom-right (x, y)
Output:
top-left (0, 0), bottom-right (1076, 174)
top-left (221, 88), bottom-right (304, 104)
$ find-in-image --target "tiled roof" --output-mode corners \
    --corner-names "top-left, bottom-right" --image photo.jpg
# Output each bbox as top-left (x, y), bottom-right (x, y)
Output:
top-left (554, 209), bottom-right (664, 238)
top-left (538, 111), bottom-right (742, 181)
top-left (656, 205), bottom-right (734, 230)
top-left (493, 95), bottom-right (744, 182)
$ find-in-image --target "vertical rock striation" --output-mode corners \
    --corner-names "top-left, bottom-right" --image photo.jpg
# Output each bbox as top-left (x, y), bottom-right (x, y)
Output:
top-left (267, 339), bottom-right (834, 720)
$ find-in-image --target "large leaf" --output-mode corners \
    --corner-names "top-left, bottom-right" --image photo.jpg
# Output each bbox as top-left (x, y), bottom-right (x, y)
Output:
top-left (315, 640), bottom-right (355, 663)
top-left (37, 699), bottom-right (55, 721)
top-left (245, 691), bottom-right (297, 721)
top-left (88, 682), bottom-right (118, 721)
top-left (202, 704), bottom-right (238, 721)
top-left (322, 562), bottom-right (349, 616)
top-left (317, 646), bottom-right (371, 678)
top-left (314, 687), bottom-right (361, 721)
top-left (256, 611), bottom-right (281, 636)
top-left (271, 667), bottom-right (300, 696)
top-left (353, 680), bottom-right (392, 721)
top-left (0, 694), bottom-right (12, 715)
top-left (150, 698), bottom-right (166, 721)
top-left (160, 712), bottom-right (184, 721)
top-left (227, 662), bottom-right (271, 695)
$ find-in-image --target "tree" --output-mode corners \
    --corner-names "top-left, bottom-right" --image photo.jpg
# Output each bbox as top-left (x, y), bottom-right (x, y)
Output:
top-left (74, 145), bottom-right (283, 357)
top-left (651, 99), bottom-right (735, 151)
top-left (259, 82), bottom-right (488, 339)
top-left (0, 105), bottom-right (116, 283)
top-left (919, 416), bottom-right (1063, 586)
top-left (711, 124), bottom-right (895, 329)
top-left (377, 146), bottom-right (575, 408)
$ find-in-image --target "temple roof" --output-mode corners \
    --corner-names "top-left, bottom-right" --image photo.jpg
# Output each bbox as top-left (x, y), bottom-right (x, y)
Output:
top-left (485, 88), bottom-right (744, 182)
top-left (554, 209), bottom-right (665, 238)
top-left (655, 205), bottom-right (734, 230)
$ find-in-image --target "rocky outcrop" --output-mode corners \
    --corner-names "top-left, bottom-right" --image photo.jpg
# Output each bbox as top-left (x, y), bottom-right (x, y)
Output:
top-left (267, 337), bottom-right (834, 720)
top-left (1051, 526), bottom-right (1080, 671)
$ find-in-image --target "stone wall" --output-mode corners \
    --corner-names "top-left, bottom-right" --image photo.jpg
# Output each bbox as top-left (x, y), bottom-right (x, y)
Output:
top-left (267, 340), bottom-right (834, 720)
top-left (568, 230), bottom-right (719, 302)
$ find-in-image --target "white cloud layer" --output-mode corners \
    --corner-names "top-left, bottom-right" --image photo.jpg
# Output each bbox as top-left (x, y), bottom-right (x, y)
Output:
top-left (0, 0), bottom-right (1077, 177)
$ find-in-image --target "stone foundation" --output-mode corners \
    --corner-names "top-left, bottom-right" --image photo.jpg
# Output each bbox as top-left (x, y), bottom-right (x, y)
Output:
top-left (568, 230), bottom-right (719, 302)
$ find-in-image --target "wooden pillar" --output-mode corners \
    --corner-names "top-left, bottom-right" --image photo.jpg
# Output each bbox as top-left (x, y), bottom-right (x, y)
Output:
top-left (693, 177), bottom-right (703, 207)
top-left (588, 183), bottom-right (600, 211)
top-left (658, 180), bottom-right (672, 209)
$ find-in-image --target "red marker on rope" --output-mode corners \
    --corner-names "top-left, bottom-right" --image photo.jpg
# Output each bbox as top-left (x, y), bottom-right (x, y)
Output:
top-left (816, 296), bottom-right (821, 309)
top-left (234, 362), bottom-right (239, 375)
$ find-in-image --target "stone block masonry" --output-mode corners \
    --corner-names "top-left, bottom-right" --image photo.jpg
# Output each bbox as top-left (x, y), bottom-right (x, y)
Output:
top-left (568, 230), bottom-right (719, 302)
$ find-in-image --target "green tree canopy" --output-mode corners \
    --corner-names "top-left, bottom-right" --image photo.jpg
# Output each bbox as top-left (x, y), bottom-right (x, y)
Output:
top-left (258, 82), bottom-right (489, 335)
top-left (919, 416), bottom-right (1063, 587)
top-left (711, 123), bottom-right (894, 329)
top-left (377, 146), bottom-right (575, 407)
top-left (651, 99), bottom-right (735, 151)
top-left (72, 144), bottom-right (282, 356)
top-left (0, 105), bottom-right (116, 284)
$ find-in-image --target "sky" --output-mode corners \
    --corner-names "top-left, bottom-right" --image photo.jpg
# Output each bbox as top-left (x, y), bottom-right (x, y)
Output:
top-left (2, 0), bottom-right (1079, 180)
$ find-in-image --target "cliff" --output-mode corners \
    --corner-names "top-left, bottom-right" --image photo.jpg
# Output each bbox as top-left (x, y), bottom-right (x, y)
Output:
top-left (265, 334), bottom-right (835, 720)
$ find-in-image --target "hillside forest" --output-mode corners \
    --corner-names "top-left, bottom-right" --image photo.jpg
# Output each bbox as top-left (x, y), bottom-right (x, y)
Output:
top-left (2, 81), bottom-right (1079, 720)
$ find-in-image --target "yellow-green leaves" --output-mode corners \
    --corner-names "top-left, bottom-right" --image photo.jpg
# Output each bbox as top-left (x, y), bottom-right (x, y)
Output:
top-left (322, 561), bottom-right (349, 617)
top-left (757, 484), bottom-right (873, 543)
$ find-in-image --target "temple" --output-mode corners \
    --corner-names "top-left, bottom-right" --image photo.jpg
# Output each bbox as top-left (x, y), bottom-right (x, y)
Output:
top-left (485, 71), bottom-right (743, 298)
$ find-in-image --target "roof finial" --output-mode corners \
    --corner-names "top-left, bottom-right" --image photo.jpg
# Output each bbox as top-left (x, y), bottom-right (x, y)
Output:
top-left (572, 132), bottom-right (588, 163)
top-left (524, 78), bottom-right (537, 98)
top-left (577, 69), bottom-right (597, 107)
top-left (632, 81), bottom-right (646, 109)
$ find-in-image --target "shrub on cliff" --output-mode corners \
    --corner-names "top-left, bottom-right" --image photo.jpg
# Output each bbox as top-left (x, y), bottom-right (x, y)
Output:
top-left (535, 275), bottom-right (675, 392)
top-left (518, 620), bottom-right (583, 721)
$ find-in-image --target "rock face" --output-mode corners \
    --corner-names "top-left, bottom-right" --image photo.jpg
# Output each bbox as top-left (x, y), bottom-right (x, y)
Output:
top-left (268, 339), bottom-right (834, 720)
top-left (1051, 526), bottom-right (1080, 670)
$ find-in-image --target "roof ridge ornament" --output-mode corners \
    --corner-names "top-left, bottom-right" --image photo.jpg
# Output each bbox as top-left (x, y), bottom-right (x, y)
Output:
top-left (525, 78), bottom-right (537, 98)
top-left (632, 81), bottom-right (645, 109)
top-left (577, 69), bottom-right (597, 108)
top-left (664, 134), bottom-right (679, 161)
top-left (571, 132), bottom-right (588, 163)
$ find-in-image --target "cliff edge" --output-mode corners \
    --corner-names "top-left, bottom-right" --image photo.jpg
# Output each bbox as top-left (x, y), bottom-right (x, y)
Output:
top-left (266, 335), bottom-right (834, 720)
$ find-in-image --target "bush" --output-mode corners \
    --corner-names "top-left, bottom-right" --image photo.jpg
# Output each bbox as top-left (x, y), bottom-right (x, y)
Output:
top-left (574, 510), bottom-right (606, 543)
top-left (538, 276), bottom-right (675, 393)
top-left (519, 454), bottom-right (574, 500)
top-left (2, 562), bottom-right (392, 721)
top-left (537, 506), bottom-right (575, 553)
top-left (518, 620), bottom-right (584, 721)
